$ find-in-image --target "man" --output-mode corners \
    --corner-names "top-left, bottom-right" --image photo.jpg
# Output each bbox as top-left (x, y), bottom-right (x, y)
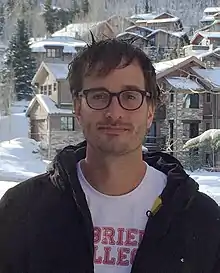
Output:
top-left (0, 38), bottom-right (220, 273)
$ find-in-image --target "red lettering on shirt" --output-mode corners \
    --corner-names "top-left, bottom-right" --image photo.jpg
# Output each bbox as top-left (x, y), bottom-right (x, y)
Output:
top-left (124, 228), bottom-right (138, 247)
top-left (94, 226), bottom-right (145, 266)
top-left (103, 247), bottom-right (116, 265)
top-left (101, 227), bottom-right (116, 245)
top-left (116, 247), bottom-right (130, 266)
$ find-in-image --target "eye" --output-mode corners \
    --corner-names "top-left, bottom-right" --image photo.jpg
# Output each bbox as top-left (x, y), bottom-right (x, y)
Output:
top-left (91, 92), bottom-right (108, 100)
top-left (122, 91), bottom-right (139, 100)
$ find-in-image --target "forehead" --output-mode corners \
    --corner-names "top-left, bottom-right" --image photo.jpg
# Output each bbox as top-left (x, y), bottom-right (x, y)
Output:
top-left (83, 61), bottom-right (145, 90)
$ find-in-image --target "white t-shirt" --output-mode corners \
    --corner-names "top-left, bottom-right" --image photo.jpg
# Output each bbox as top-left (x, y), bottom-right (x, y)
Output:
top-left (77, 161), bottom-right (167, 273)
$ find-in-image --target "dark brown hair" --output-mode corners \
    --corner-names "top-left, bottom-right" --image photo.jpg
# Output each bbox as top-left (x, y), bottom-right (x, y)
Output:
top-left (68, 38), bottom-right (160, 106)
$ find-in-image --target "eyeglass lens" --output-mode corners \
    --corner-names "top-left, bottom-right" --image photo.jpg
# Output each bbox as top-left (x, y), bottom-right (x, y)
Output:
top-left (86, 90), bottom-right (144, 110)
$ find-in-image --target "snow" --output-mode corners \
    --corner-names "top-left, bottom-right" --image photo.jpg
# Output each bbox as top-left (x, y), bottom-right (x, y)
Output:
top-left (166, 77), bottom-right (204, 90)
top-left (130, 13), bottom-right (158, 21)
top-left (52, 21), bottom-right (101, 38)
top-left (0, 138), bottom-right (47, 182)
top-left (45, 62), bottom-right (69, 80)
top-left (136, 17), bottom-right (180, 24)
top-left (200, 16), bottom-right (215, 22)
top-left (199, 31), bottom-right (220, 39)
top-left (30, 36), bottom-right (86, 53)
top-left (191, 67), bottom-right (220, 87)
top-left (204, 7), bottom-right (220, 14)
top-left (26, 94), bottom-right (73, 115)
top-left (190, 172), bottom-right (220, 204)
top-left (183, 129), bottom-right (220, 149)
top-left (171, 31), bottom-right (186, 38)
top-left (125, 25), bottom-right (153, 33)
top-left (116, 32), bottom-right (148, 41)
top-left (154, 56), bottom-right (192, 73)
top-left (0, 100), bottom-right (29, 142)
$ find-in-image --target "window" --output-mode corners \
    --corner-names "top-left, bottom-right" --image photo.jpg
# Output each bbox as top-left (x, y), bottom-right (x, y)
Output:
top-left (184, 94), bottom-right (199, 109)
top-left (170, 92), bottom-right (174, 103)
top-left (48, 84), bottom-right (52, 95)
top-left (53, 83), bottom-right (57, 91)
top-left (205, 122), bottom-right (211, 130)
top-left (206, 93), bottom-right (211, 102)
top-left (189, 123), bottom-right (199, 138)
top-left (46, 48), bottom-right (62, 58)
top-left (61, 117), bottom-right (74, 131)
top-left (40, 86), bottom-right (43, 94)
top-left (43, 85), bottom-right (47, 95)
top-left (169, 121), bottom-right (174, 139)
top-left (205, 153), bottom-right (211, 164)
top-left (189, 94), bottom-right (199, 108)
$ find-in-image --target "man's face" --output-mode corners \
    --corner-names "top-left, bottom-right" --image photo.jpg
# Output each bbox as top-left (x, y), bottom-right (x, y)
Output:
top-left (74, 60), bottom-right (155, 156)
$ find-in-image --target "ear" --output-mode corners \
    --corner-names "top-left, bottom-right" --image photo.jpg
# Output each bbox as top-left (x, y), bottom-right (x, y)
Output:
top-left (73, 97), bottom-right (82, 126)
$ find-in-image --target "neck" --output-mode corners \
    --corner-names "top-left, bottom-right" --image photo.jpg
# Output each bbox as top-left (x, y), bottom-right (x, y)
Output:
top-left (80, 145), bottom-right (147, 196)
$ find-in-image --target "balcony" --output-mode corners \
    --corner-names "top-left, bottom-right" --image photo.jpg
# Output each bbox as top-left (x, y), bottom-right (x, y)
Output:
top-left (143, 136), bottom-right (166, 152)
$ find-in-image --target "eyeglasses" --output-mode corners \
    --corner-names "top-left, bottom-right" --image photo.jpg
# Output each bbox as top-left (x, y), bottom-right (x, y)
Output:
top-left (79, 88), bottom-right (152, 111)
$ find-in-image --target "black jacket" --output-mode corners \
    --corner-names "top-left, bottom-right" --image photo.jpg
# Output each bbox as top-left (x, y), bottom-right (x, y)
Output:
top-left (1, 141), bottom-right (220, 273)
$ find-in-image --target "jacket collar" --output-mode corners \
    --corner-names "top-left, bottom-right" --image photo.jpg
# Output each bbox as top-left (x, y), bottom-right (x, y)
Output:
top-left (48, 140), bottom-right (199, 252)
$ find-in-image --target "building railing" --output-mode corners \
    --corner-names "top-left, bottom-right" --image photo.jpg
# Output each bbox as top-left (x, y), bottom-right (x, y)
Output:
top-left (143, 135), bottom-right (166, 151)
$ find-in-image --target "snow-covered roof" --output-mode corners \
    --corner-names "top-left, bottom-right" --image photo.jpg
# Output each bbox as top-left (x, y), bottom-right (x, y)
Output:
top-left (171, 31), bottom-right (186, 38)
top-left (125, 25), bottom-right (153, 33)
top-left (166, 77), bottom-right (204, 90)
top-left (200, 32), bottom-right (220, 39)
top-left (52, 21), bottom-right (103, 38)
top-left (146, 29), bottom-right (185, 39)
top-left (200, 16), bottom-right (215, 22)
top-left (116, 31), bottom-right (148, 41)
top-left (192, 67), bottom-right (220, 88)
top-left (136, 17), bottom-right (180, 24)
top-left (153, 56), bottom-right (192, 73)
top-left (204, 7), bottom-right (220, 14)
top-left (26, 94), bottom-right (73, 116)
top-left (130, 13), bottom-right (158, 21)
top-left (191, 31), bottom-right (220, 44)
top-left (196, 47), bottom-right (220, 58)
top-left (30, 36), bottom-right (86, 53)
top-left (32, 62), bottom-right (69, 84)
top-left (45, 63), bottom-right (69, 80)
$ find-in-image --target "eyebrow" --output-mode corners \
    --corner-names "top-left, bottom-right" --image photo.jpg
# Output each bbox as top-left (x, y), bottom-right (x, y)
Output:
top-left (121, 85), bottom-right (145, 91)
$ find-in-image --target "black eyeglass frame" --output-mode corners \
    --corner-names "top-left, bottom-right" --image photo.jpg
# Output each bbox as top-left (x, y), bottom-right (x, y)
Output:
top-left (79, 88), bottom-right (152, 111)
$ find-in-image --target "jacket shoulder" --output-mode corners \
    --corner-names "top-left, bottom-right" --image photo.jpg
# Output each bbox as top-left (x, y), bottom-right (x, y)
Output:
top-left (0, 173), bottom-right (54, 207)
top-left (188, 190), bottom-right (220, 235)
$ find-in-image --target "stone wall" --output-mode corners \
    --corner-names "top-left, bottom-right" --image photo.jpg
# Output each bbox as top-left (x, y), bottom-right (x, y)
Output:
top-left (166, 91), bottom-right (203, 165)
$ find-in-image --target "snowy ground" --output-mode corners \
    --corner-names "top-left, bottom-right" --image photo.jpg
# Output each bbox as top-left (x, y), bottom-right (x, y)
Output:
top-left (0, 100), bottom-right (220, 205)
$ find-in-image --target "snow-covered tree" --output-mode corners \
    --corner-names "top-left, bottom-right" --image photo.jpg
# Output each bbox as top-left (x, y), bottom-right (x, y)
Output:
top-left (5, 18), bottom-right (36, 100)
top-left (183, 129), bottom-right (220, 151)
top-left (81, 0), bottom-right (90, 17)
top-left (0, 4), bottom-right (5, 37)
top-left (43, 0), bottom-right (55, 34)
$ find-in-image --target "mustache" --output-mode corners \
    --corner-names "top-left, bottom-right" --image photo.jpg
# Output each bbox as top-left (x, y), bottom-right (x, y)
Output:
top-left (96, 121), bottom-right (134, 129)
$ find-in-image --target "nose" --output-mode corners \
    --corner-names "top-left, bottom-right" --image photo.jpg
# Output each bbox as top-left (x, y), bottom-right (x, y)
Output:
top-left (104, 96), bottom-right (124, 120)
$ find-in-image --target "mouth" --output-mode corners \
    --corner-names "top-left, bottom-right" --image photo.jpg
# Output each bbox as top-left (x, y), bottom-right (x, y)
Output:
top-left (97, 126), bottom-right (129, 135)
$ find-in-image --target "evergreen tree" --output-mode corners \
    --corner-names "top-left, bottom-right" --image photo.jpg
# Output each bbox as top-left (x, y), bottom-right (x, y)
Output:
top-left (0, 4), bottom-right (5, 37)
top-left (6, 18), bottom-right (36, 100)
top-left (144, 0), bottom-right (149, 13)
top-left (81, 0), bottom-right (90, 17)
top-left (6, 0), bottom-right (14, 14)
top-left (43, 0), bottom-right (56, 34)
top-left (71, 0), bottom-right (80, 19)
